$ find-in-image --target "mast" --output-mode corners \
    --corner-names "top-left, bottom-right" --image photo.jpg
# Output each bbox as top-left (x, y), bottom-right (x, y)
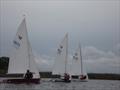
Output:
top-left (79, 43), bottom-right (83, 75)
top-left (23, 16), bottom-right (30, 70)
top-left (65, 33), bottom-right (68, 74)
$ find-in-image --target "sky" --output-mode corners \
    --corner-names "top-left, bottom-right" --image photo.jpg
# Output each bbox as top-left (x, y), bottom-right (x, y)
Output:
top-left (0, 0), bottom-right (120, 73)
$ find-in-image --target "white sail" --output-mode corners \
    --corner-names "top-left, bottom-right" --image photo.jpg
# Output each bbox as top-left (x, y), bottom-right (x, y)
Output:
top-left (27, 42), bottom-right (40, 78)
top-left (70, 43), bottom-right (87, 76)
top-left (52, 34), bottom-right (68, 75)
top-left (8, 18), bottom-right (40, 78)
top-left (70, 44), bottom-right (82, 75)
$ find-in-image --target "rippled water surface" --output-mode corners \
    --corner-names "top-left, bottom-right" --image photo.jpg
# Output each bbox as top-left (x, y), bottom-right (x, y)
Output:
top-left (0, 80), bottom-right (120, 90)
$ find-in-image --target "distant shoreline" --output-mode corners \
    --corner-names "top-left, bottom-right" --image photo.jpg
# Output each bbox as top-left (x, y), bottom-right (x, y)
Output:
top-left (39, 72), bottom-right (120, 80)
top-left (0, 72), bottom-right (120, 80)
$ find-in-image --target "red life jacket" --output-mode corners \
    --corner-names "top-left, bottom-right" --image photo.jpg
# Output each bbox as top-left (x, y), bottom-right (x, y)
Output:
top-left (80, 75), bottom-right (86, 80)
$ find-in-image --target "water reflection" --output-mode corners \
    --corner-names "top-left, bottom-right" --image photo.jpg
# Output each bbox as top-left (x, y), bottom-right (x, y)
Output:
top-left (1, 83), bottom-right (36, 90)
top-left (0, 80), bottom-right (120, 90)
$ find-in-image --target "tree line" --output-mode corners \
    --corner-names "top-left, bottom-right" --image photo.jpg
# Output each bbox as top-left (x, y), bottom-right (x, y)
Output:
top-left (0, 57), bottom-right (9, 74)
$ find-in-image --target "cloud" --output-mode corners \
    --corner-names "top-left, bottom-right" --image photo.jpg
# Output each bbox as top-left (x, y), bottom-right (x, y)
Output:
top-left (83, 46), bottom-right (116, 60)
top-left (33, 45), bottom-right (120, 73)
top-left (82, 46), bottom-right (120, 73)
top-left (114, 43), bottom-right (120, 56)
top-left (34, 52), bottom-right (54, 72)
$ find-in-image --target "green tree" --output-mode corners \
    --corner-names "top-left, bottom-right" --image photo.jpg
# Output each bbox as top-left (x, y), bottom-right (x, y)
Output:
top-left (0, 57), bottom-right (9, 74)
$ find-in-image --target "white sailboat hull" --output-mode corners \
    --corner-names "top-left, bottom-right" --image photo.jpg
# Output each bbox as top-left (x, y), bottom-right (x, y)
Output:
top-left (2, 78), bottom-right (40, 84)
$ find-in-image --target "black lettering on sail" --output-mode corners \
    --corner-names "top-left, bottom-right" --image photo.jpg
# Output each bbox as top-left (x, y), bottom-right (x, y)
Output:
top-left (18, 35), bottom-right (22, 40)
top-left (13, 40), bottom-right (20, 48)
top-left (60, 45), bottom-right (63, 49)
top-left (57, 45), bottom-right (63, 54)
top-left (73, 53), bottom-right (78, 60)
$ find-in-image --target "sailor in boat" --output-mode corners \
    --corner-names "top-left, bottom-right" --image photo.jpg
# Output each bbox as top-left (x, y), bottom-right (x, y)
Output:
top-left (64, 73), bottom-right (70, 82)
top-left (24, 69), bottom-right (33, 79)
top-left (80, 75), bottom-right (87, 80)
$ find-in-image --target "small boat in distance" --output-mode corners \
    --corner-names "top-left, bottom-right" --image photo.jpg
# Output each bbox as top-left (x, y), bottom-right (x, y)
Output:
top-left (3, 17), bottom-right (40, 84)
top-left (52, 33), bottom-right (71, 82)
top-left (70, 43), bottom-right (88, 81)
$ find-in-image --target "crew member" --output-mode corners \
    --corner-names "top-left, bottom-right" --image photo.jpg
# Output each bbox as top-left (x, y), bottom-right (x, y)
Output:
top-left (64, 73), bottom-right (70, 82)
top-left (24, 69), bottom-right (33, 79)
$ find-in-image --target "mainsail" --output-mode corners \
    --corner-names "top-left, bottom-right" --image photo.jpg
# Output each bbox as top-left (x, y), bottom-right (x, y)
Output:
top-left (8, 18), bottom-right (39, 78)
top-left (70, 43), bottom-right (87, 76)
top-left (52, 34), bottom-right (68, 75)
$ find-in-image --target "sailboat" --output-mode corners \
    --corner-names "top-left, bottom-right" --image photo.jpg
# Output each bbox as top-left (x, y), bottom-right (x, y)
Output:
top-left (52, 33), bottom-right (71, 82)
top-left (70, 43), bottom-right (88, 81)
top-left (3, 17), bottom-right (40, 84)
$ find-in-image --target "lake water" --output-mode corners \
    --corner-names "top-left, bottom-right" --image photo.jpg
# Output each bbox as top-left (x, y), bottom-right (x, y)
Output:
top-left (0, 79), bottom-right (120, 90)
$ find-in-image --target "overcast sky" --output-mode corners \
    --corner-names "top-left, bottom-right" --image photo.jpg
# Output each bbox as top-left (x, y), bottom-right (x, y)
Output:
top-left (0, 0), bottom-right (120, 73)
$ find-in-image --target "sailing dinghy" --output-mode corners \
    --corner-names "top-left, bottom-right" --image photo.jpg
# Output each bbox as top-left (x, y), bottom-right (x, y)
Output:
top-left (3, 17), bottom-right (40, 84)
top-left (70, 43), bottom-right (88, 81)
top-left (52, 34), bottom-right (71, 82)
